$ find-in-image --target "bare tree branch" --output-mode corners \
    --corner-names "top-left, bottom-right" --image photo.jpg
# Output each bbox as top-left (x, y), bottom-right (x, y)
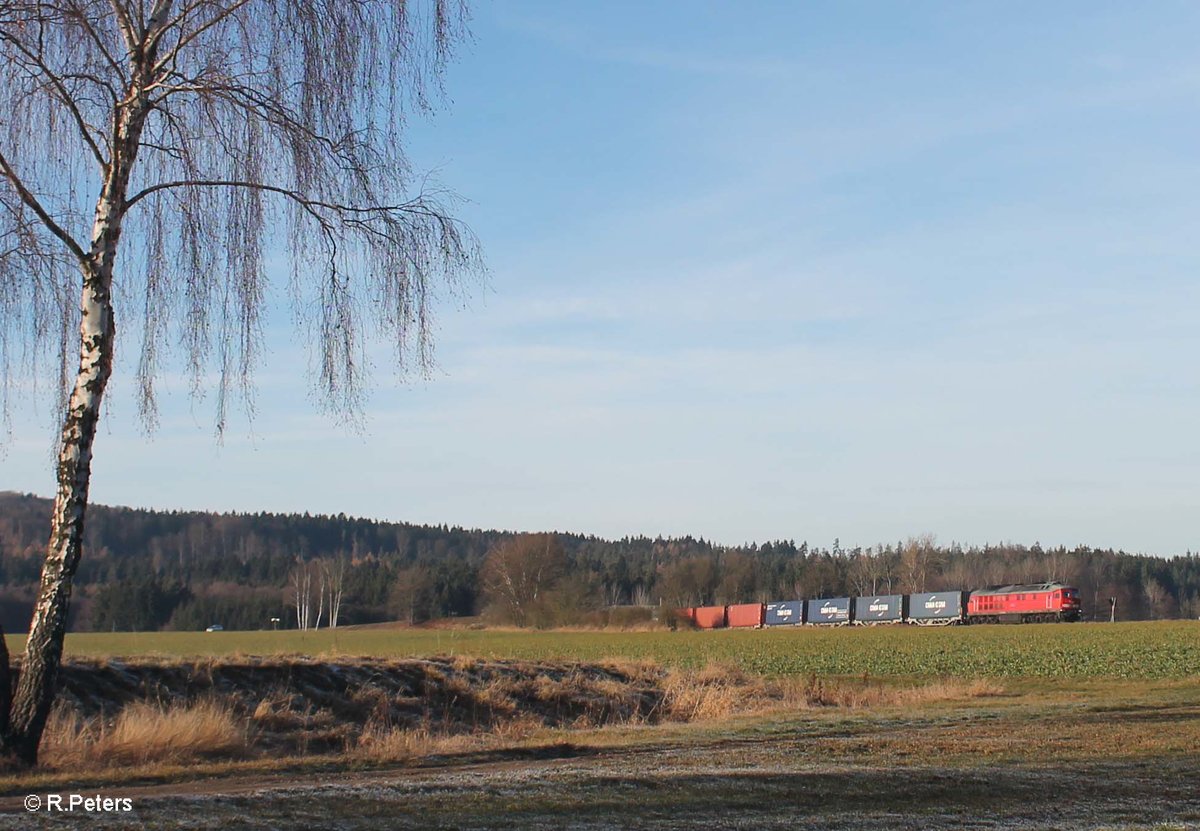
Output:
top-left (0, 30), bottom-right (109, 169)
top-left (125, 177), bottom-right (453, 218)
top-left (150, 0), bottom-right (251, 72)
top-left (0, 148), bottom-right (87, 263)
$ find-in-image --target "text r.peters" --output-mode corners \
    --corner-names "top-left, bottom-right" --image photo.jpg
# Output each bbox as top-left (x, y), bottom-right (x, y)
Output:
top-left (42, 794), bottom-right (133, 812)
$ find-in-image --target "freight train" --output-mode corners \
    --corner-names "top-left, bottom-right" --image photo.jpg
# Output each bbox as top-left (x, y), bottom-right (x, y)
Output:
top-left (677, 582), bottom-right (1082, 629)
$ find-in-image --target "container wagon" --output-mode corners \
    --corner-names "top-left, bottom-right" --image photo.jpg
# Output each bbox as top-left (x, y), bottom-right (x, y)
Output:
top-left (906, 591), bottom-right (968, 625)
top-left (853, 594), bottom-right (905, 624)
top-left (764, 600), bottom-right (805, 626)
top-left (726, 603), bottom-right (765, 628)
top-left (691, 605), bottom-right (726, 629)
top-left (805, 597), bottom-right (851, 625)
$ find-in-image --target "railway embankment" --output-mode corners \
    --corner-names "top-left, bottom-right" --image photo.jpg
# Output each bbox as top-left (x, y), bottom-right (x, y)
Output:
top-left (33, 656), bottom-right (997, 774)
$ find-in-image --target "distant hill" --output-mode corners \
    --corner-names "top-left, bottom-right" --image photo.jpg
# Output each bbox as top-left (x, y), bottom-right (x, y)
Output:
top-left (0, 491), bottom-right (692, 631)
top-left (1, 491), bottom-right (1197, 632)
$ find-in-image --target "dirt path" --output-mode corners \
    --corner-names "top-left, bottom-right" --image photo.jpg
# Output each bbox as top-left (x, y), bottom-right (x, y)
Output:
top-left (0, 743), bottom-right (598, 811)
top-left (4, 732), bottom-right (1199, 830)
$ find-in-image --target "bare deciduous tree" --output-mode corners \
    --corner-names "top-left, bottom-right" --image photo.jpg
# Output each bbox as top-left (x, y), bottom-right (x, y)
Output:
top-left (848, 549), bottom-right (881, 597)
top-left (480, 534), bottom-right (567, 627)
top-left (899, 533), bottom-right (939, 595)
top-left (323, 556), bottom-right (347, 630)
top-left (390, 563), bottom-right (435, 625)
top-left (0, 0), bottom-right (481, 766)
top-left (290, 560), bottom-right (314, 632)
top-left (313, 564), bottom-right (326, 631)
top-left (654, 556), bottom-right (717, 609)
top-left (630, 583), bottom-right (653, 608)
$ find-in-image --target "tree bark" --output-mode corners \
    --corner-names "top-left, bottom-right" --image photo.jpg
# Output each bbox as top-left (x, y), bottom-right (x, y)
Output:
top-left (0, 623), bottom-right (11, 738)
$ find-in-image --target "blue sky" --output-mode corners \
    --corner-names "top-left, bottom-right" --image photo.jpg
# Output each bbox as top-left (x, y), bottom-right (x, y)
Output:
top-left (5, 1), bottom-right (1199, 555)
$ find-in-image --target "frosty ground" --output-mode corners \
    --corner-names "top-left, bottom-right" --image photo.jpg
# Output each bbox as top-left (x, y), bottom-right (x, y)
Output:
top-left (4, 678), bottom-right (1198, 831)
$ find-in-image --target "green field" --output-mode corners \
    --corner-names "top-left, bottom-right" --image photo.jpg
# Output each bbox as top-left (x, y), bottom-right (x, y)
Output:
top-left (10, 619), bottom-right (1200, 679)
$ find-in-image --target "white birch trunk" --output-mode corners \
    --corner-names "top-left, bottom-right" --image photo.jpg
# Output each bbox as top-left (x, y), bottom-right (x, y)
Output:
top-left (7, 222), bottom-right (120, 762)
top-left (3, 0), bottom-right (178, 766)
top-left (296, 568), bottom-right (312, 631)
top-left (314, 569), bottom-right (326, 631)
top-left (326, 558), bottom-right (345, 629)
top-left (293, 571), bottom-right (305, 630)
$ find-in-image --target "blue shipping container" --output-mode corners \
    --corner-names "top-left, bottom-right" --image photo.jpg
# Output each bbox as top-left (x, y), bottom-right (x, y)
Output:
top-left (764, 600), bottom-right (805, 626)
top-left (805, 597), bottom-right (851, 624)
top-left (906, 591), bottom-right (966, 621)
top-left (853, 594), bottom-right (904, 623)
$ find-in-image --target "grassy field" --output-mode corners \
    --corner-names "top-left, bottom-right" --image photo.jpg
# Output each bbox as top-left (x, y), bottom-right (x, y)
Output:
top-left (4, 666), bottom-right (1199, 829)
top-left (11, 619), bottom-right (1200, 679)
top-left (2, 624), bottom-right (1198, 829)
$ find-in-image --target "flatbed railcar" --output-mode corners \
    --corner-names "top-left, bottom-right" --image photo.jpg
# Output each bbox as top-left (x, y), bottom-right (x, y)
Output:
top-left (764, 600), bottom-right (805, 626)
top-left (726, 603), bottom-right (765, 628)
top-left (853, 594), bottom-right (905, 625)
top-left (805, 597), bottom-right (852, 626)
top-left (907, 591), bottom-right (968, 626)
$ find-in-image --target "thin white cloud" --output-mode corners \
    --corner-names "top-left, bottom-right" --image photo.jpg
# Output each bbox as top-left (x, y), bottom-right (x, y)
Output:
top-left (495, 9), bottom-right (798, 79)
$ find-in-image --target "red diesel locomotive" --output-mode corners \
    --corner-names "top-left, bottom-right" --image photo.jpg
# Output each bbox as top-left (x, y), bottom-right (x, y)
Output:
top-left (966, 582), bottom-right (1081, 623)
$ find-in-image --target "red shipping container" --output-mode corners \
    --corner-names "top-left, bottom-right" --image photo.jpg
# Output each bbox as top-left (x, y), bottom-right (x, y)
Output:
top-left (725, 603), bottom-right (764, 628)
top-left (692, 605), bottom-right (726, 629)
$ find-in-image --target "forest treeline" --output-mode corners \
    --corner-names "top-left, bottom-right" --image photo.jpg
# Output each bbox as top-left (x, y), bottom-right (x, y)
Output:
top-left (0, 491), bottom-right (1196, 631)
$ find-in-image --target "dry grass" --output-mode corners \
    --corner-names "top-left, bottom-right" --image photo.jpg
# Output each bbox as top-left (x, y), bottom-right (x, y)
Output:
top-left (662, 662), bottom-right (767, 721)
top-left (449, 654), bottom-right (479, 673)
top-left (661, 663), bottom-right (1003, 721)
top-left (533, 672), bottom-right (575, 703)
top-left (895, 678), bottom-right (1004, 703)
top-left (354, 724), bottom-right (480, 762)
top-left (43, 698), bottom-right (248, 769)
top-left (473, 677), bottom-right (519, 714)
top-left (798, 675), bottom-right (1002, 708)
top-left (33, 657), bottom-right (1005, 781)
top-left (251, 692), bottom-right (312, 731)
top-left (354, 712), bottom-right (546, 762)
top-left (488, 714), bottom-right (546, 742)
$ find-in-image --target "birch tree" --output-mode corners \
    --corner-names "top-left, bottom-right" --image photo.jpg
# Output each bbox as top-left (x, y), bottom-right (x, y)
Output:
top-left (0, 0), bottom-right (480, 766)
top-left (323, 556), bottom-right (347, 629)
top-left (290, 561), bottom-right (314, 631)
